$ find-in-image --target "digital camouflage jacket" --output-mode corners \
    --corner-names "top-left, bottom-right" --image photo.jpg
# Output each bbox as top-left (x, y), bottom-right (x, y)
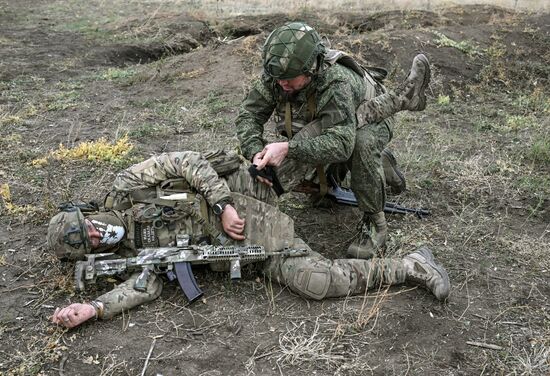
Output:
top-left (236, 58), bottom-right (367, 165)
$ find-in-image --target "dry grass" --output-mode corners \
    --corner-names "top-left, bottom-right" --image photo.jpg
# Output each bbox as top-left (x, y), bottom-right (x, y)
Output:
top-left (31, 136), bottom-right (134, 167)
top-left (159, 0), bottom-right (548, 15)
top-left (1, 1), bottom-right (549, 375)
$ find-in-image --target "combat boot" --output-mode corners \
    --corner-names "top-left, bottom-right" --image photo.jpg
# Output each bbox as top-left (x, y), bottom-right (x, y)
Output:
top-left (403, 246), bottom-right (450, 300)
top-left (396, 53), bottom-right (431, 112)
top-left (347, 212), bottom-right (387, 259)
top-left (359, 54), bottom-right (431, 124)
top-left (381, 148), bottom-right (406, 195)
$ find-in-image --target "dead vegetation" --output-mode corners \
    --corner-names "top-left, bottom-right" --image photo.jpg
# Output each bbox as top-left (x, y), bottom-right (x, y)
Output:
top-left (0, 0), bottom-right (549, 375)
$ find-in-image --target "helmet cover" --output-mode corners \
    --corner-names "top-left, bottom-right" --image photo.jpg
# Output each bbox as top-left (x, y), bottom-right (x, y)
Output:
top-left (262, 22), bottom-right (325, 79)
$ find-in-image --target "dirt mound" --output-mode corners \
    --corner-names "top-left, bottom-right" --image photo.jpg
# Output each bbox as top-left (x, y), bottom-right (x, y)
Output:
top-left (1, 3), bottom-right (549, 375)
top-left (210, 6), bottom-right (548, 93)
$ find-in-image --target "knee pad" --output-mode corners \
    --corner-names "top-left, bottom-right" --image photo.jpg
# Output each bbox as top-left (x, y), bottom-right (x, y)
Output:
top-left (289, 266), bottom-right (331, 300)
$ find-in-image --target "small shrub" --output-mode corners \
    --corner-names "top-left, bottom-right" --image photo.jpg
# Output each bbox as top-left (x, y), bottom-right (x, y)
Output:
top-left (505, 115), bottom-right (536, 130)
top-left (513, 88), bottom-right (549, 114)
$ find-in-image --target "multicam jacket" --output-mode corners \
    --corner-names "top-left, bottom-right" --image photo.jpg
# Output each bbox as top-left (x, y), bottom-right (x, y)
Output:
top-left (105, 151), bottom-right (235, 250)
top-left (236, 52), bottom-right (370, 165)
top-left (100, 150), bottom-right (283, 253)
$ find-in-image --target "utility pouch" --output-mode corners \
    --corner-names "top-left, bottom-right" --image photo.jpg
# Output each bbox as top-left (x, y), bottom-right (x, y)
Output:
top-left (204, 149), bottom-right (242, 176)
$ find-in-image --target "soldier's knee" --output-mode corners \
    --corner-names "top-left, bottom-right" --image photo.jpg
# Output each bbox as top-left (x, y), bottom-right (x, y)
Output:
top-left (288, 266), bottom-right (331, 300)
top-left (283, 263), bottom-right (356, 300)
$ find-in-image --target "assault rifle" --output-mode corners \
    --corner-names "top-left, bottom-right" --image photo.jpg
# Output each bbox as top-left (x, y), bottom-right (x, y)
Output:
top-left (295, 175), bottom-right (430, 219)
top-left (75, 244), bottom-right (307, 303)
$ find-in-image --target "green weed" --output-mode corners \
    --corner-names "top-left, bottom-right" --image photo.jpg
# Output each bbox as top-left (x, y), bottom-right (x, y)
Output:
top-left (98, 67), bottom-right (137, 81)
top-left (528, 136), bottom-right (550, 164)
top-left (473, 117), bottom-right (494, 132)
top-left (512, 88), bottom-right (549, 115)
top-left (517, 175), bottom-right (550, 193)
top-left (433, 31), bottom-right (482, 56)
top-left (128, 123), bottom-right (170, 138)
top-left (205, 91), bottom-right (231, 113)
top-left (478, 40), bottom-right (508, 86)
top-left (505, 115), bottom-right (537, 130)
top-left (0, 133), bottom-right (22, 145)
top-left (437, 95), bottom-right (450, 106)
top-left (55, 80), bottom-right (84, 91)
top-left (46, 90), bottom-right (81, 111)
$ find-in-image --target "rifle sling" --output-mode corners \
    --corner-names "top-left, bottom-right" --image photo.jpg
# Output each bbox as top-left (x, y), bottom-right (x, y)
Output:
top-left (284, 102), bottom-right (293, 138)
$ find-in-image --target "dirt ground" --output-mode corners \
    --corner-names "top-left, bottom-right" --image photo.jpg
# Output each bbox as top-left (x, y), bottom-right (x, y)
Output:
top-left (1, 1), bottom-right (549, 375)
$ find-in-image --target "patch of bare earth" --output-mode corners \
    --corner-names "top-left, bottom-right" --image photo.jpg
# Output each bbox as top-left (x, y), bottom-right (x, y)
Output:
top-left (1, 1), bottom-right (548, 375)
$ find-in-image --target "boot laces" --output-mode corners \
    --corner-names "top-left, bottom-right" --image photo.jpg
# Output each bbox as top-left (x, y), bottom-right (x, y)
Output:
top-left (356, 216), bottom-right (374, 240)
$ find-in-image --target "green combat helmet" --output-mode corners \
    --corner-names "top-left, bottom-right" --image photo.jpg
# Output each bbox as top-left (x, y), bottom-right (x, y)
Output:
top-left (47, 204), bottom-right (91, 261)
top-left (262, 22), bottom-right (326, 80)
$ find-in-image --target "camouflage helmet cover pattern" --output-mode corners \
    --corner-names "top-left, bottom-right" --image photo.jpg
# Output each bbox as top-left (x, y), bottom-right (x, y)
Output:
top-left (262, 22), bottom-right (325, 80)
top-left (47, 206), bottom-right (90, 260)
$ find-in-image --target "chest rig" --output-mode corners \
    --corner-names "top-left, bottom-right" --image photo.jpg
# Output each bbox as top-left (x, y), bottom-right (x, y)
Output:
top-left (104, 150), bottom-right (241, 250)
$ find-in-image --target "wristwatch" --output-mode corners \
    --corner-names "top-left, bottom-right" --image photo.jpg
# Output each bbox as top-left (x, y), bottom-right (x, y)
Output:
top-left (212, 199), bottom-right (232, 216)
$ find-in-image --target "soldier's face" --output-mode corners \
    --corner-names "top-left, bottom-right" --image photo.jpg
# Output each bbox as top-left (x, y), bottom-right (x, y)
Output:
top-left (277, 74), bottom-right (311, 94)
top-left (85, 219), bottom-right (102, 249)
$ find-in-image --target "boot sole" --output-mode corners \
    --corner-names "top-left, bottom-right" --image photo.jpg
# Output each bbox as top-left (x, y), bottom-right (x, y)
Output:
top-left (413, 54), bottom-right (431, 111)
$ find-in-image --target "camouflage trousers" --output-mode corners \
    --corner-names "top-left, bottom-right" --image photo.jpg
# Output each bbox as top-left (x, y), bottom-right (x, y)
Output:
top-left (95, 238), bottom-right (406, 318)
top-left (263, 238), bottom-right (406, 299)
top-left (276, 119), bottom-right (393, 214)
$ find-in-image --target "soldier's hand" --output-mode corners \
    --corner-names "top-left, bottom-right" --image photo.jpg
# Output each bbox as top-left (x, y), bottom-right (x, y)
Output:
top-left (52, 303), bottom-right (96, 329)
top-left (252, 153), bottom-right (273, 186)
top-left (221, 205), bottom-right (245, 240)
top-left (255, 142), bottom-right (289, 169)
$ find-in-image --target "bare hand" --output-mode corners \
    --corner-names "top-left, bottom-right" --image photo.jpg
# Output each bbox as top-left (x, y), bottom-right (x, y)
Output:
top-left (220, 204), bottom-right (245, 240)
top-left (255, 142), bottom-right (289, 170)
top-left (52, 303), bottom-right (96, 329)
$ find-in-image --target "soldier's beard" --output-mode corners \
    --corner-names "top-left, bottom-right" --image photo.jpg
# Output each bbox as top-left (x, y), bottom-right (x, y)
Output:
top-left (88, 213), bottom-right (126, 246)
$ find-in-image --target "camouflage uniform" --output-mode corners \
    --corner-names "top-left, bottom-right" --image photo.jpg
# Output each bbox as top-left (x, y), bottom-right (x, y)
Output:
top-left (236, 51), bottom-right (393, 214)
top-left (53, 151), bottom-right (428, 319)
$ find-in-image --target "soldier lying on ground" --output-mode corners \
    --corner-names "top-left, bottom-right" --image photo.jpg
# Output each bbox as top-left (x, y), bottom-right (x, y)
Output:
top-left (48, 150), bottom-right (450, 329)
